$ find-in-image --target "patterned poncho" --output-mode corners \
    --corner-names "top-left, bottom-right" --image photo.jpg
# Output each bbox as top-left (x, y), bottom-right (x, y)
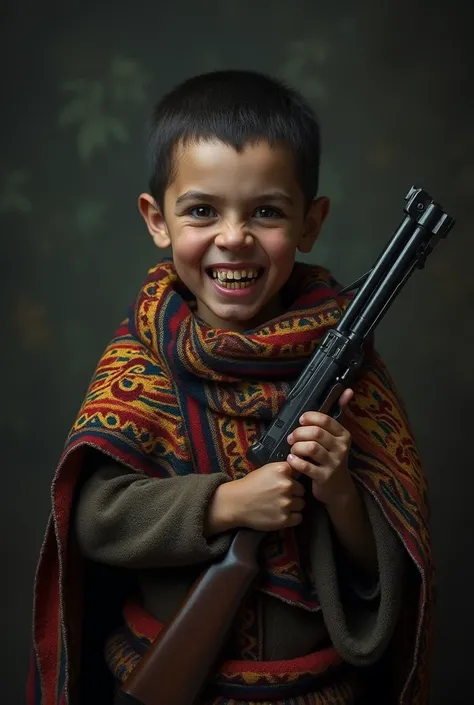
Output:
top-left (28, 260), bottom-right (434, 704)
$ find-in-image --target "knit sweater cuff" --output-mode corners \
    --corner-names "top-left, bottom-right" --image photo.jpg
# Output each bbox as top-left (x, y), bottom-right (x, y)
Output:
top-left (310, 486), bottom-right (404, 666)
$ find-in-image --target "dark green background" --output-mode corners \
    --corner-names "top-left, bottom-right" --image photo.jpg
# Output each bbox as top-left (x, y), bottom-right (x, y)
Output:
top-left (2, 1), bottom-right (473, 703)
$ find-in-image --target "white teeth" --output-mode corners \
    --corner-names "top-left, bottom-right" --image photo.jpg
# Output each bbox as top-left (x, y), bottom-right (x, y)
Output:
top-left (211, 268), bottom-right (260, 281)
top-left (208, 267), bottom-right (262, 289)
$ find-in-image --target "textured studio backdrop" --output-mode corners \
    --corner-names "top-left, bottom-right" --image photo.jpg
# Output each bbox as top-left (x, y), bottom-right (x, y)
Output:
top-left (2, 1), bottom-right (473, 703)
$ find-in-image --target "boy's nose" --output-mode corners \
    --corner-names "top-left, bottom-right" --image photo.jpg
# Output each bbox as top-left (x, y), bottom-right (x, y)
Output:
top-left (214, 226), bottom-right (254, 250)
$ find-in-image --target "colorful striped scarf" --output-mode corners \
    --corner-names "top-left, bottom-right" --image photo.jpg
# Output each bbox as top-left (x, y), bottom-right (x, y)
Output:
top-left (28, 260), bottom-right (433, 704)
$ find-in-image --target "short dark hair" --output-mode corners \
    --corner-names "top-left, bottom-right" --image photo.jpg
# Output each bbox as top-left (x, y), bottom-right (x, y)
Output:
top-left (147, 70), bottom-right (321, 212)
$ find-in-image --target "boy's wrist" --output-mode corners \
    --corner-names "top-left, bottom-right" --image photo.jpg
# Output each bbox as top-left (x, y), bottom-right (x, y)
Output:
top-left (204, 481), bottom-right (240, 537)
top-left (324, 476), bottom-right (359, 513)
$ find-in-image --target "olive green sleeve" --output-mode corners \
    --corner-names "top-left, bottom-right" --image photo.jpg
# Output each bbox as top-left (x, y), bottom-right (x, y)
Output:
top-left (74, 462), bottom-right (233, 569)
top-left (310, 486), bottom-right (405, 666)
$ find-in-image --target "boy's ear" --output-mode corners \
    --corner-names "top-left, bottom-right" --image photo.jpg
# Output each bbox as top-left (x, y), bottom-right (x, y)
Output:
top-left (297, 196), bottom-right (330, 253)
top-left (138, 193), bottom-right (171, 249)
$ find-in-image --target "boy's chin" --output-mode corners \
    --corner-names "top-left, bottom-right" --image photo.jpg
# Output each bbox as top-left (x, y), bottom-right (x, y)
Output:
top-left (196, 295), bottom-right (284, 332)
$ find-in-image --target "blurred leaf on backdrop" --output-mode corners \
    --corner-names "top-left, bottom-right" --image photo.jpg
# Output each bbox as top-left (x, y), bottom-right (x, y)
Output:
top-left (280, 37), bottom-right (329, 104)
top-left (0, 170), bottom-right (32, 215)
top-left (109, 56), bottom-right (150, 103)
top-left (58, 56), bottom-right (150, 161)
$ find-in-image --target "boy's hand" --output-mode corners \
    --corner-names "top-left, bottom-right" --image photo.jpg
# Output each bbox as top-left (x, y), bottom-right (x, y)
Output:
top-left (285, 388), bottom-right (355, 506)
top-left (207, 462), bottom-right (305, 534)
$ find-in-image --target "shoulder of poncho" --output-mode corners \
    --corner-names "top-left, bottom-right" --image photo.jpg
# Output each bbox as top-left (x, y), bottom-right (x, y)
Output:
top-left (98, 321), bottom-right (172, 385)
top-left (64, 320), bottom-right (182, 476)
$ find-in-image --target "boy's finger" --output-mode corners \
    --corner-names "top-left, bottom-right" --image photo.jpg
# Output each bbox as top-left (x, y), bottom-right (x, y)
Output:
top-left (338, 388), bottom-right (354, 407)
top-left (291, 480), bottom-right (306, 496)
top-left (299, 411), bottom-right (345, 436)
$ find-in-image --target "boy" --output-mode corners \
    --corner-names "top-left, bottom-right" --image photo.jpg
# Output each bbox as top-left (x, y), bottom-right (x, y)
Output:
top-left (29, 70), bottom-right (433, 705)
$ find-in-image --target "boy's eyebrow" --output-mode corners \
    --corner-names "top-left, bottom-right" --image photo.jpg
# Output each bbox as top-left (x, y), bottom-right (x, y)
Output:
top-left (175, 191), bottom-right (216, 206)
top-left (256, 191), bottom-right (294, 206)
top-left (175, 190), bottom-right (294, 206)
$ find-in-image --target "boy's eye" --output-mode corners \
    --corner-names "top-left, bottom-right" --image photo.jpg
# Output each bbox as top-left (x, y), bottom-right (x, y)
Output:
top-left (188, 205), bottom-right (216, 219)
top-left (254, 206), bottom-right (284, 219)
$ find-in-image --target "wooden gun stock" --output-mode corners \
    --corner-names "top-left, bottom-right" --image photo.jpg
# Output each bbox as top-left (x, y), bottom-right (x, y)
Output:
top-left (116, 528), bottom-right (265, 705)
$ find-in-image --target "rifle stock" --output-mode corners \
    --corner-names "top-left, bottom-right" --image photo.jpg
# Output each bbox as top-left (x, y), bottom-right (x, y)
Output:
top-left (116, 186), bottom-right (455, 705)
top-left (115, 529), bottom-right (265, 705)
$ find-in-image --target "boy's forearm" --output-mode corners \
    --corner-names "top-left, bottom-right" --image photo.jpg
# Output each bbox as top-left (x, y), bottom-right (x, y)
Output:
top-left (326, 482), bottom-right (378, 579)
top-left (75, 465), bottom-right (233, 568)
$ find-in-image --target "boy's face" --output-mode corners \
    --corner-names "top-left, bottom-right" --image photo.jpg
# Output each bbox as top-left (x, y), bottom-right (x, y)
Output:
top-left (139, 139), bottom-right (329, 332)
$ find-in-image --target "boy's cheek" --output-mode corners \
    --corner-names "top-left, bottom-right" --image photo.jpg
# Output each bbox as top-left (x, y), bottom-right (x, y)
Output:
top-left (264, 243), bottom-right (297, 269)
top-left (269, 243), bottom-right (302, 269)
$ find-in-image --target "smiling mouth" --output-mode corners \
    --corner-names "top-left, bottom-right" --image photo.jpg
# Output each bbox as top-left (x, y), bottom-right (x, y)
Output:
top-left (205, 267), bottom-right (264, 289)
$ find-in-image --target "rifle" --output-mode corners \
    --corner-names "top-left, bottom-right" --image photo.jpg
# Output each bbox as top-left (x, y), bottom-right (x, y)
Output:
top-left (114, 186), bottom-right (455, 705)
